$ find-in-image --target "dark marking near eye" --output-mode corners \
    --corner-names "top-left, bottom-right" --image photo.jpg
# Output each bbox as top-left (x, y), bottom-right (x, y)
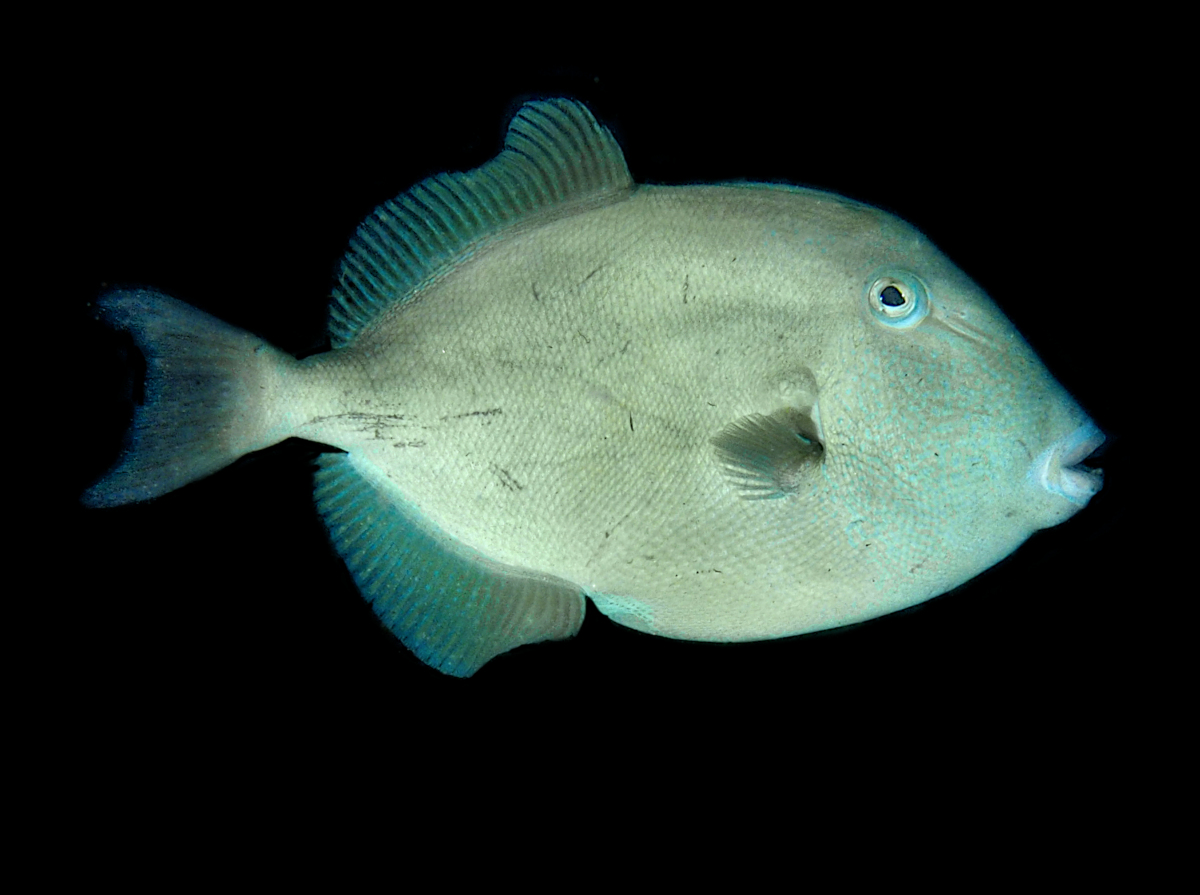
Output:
top-left (629, 412), bottom-right (634, 433)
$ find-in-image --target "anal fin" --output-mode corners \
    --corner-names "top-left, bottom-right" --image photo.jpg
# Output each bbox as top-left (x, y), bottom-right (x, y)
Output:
top-left (314, 454), bottom-right (584, 676)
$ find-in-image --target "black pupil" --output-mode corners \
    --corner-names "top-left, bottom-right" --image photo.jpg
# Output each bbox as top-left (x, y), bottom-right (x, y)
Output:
top-left (880, 285), bottom-right (906, 307)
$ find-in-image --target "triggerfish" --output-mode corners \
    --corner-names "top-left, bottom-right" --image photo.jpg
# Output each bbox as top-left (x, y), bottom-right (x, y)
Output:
top-left (84, 98), bottom-right (1104, 676)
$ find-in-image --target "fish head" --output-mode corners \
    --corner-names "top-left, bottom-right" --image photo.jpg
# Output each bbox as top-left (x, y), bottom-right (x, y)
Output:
top-left (801, 203), bottom-right (1103, 605)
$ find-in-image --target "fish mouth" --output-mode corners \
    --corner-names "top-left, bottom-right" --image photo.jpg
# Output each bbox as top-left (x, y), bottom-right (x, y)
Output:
top-left (1030, 421), bottom-right (1105, 506)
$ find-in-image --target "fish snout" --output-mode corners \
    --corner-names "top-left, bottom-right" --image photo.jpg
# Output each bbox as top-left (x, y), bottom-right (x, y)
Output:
top-left (1027, 421), bottom-right (1105, 523)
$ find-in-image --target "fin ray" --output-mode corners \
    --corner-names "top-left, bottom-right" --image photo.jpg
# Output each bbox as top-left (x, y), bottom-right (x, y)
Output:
top-left (314, 454), bottom-right (584, 676)
top-left (712, 409), bottom-right (825, 500)
top-left (82, 289), bottom-right (296, 507)
top-left (329, 98), bottom-right (633, 347)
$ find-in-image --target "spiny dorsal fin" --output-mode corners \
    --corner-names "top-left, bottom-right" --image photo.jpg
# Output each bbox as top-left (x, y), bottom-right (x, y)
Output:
top-left (313, 453), bottom-right (585, 676)
top-left (329, 98), bottom-right (633, 348)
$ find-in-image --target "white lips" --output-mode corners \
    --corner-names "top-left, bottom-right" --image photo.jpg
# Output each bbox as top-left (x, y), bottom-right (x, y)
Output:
top-left (1031, 421), bottom-right (1105, 506)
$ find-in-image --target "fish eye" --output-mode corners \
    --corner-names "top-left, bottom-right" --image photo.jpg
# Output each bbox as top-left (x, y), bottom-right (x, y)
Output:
top-left (866, 272), bottom-right (930, 329)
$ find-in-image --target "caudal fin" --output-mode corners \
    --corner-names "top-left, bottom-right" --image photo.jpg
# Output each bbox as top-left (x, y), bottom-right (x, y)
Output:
top-left (83, 289), bottom-right (297, 507)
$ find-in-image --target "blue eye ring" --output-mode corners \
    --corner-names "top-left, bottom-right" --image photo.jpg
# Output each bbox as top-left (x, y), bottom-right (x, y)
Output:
top-left (866, 271), bottom-right (930, 329)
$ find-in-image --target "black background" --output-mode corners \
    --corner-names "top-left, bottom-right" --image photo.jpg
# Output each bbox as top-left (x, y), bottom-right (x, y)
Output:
top-left (49, 51), bottom-right (1140, 771)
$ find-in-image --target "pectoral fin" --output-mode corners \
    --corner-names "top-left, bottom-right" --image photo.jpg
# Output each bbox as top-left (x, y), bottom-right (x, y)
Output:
top-left (711, 408), bottom-right (825, 499)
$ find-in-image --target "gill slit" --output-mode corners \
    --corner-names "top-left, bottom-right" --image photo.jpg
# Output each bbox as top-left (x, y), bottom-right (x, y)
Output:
top-left (928, 312), bottom-right (996, 349)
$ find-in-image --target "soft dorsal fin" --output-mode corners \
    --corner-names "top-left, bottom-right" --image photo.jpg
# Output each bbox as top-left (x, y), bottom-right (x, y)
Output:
top-left (328, 98), bottom-right (633, 348)
top-left (313, 453), bottom-right (585, 676)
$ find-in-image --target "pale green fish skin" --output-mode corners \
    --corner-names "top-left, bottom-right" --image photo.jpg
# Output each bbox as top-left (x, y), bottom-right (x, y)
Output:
top-left (272, 184), bottom-right (1091, 640)
top-left (85, 100), bottom-right (1101, 670)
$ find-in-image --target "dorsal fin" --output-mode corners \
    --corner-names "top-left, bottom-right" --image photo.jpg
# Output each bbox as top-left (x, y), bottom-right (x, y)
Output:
top-left (328, 98), bottom-right (633, 348)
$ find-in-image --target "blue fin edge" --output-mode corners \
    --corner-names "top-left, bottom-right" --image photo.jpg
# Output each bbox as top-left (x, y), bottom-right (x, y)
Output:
top-left (313, 453), bottom-right (585, 676)
top-left (328, 98), bottom-right (633, 348)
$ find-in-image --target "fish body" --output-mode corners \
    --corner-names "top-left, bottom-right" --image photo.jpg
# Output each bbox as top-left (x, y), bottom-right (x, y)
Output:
top-left (84, 99), bottom-right (1103, 675)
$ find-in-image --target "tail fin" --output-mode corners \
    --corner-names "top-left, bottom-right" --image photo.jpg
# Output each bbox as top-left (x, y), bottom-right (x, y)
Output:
top-left (83, 289), bottom-right (298, 507)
